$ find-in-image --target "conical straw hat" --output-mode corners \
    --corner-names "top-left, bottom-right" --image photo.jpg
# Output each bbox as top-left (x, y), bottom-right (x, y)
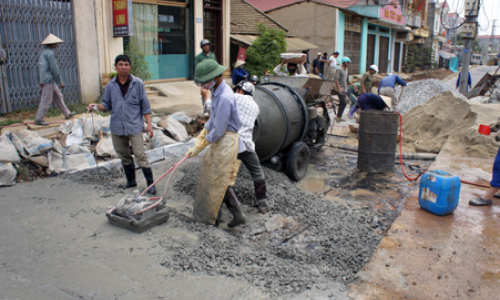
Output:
top-left (41, 34), bottom-right (64, 45)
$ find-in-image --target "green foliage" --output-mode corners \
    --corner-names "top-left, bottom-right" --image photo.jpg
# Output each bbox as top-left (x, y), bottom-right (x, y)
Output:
top-left (420, 47), bottom-right (433, 67)
top-left (245, 24), bottom-right (287, 77)
top-left (405, 45), bottom-right (420, 70)
top-left (109, 72), bottom-right (118, 79)
top-left (124, 40), bottom-right (152, 82)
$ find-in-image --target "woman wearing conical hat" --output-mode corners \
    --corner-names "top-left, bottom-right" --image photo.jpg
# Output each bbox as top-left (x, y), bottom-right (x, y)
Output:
top-left (35, 34), bottom-right (75, 126)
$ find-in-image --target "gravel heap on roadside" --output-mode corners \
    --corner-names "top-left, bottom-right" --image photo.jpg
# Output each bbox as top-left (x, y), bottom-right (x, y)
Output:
top-left (166, 164), bottom-right (382, 297)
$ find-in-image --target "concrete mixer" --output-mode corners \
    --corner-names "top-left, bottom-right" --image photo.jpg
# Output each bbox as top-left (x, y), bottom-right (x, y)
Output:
top-left (253, 77), bottom-right (332, 181)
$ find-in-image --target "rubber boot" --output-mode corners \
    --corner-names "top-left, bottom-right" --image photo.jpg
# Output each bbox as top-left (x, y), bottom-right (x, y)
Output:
top-left (120, 164), bottom-right (137, 189)
top-left (224, 187), bottom-right (247, 228)
top-left (142, 167), bottom-right (156, 195)
top-left (254, 180), bottom-right (269, 213)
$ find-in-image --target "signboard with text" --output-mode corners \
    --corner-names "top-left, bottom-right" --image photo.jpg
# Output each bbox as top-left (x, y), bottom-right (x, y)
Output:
top-left (113, 0), bottom-right (133, 37)
top-left (379, 0), bottom-right (406, 26)
top-left (237, 46), bottom-right (247, 62)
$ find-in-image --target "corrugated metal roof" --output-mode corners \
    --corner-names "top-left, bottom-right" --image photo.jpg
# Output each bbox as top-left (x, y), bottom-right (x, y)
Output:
top-left (231, 34), bottom-right (319, 52)
top-left (246, 0), bottom-right (359, 12)
top-left (231, 0), bottom-right (288, 34)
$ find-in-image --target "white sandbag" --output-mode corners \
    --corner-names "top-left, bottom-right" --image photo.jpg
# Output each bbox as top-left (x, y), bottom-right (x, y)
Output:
top-left (158, 116), bottom-right (188, 142)
top-left (100, 115), bottom-right (111, 135)
top-left (10, 129), bottom-right (53, 156)
top-left (95, 134), bottom-right (118, 157)
top-left (59, 121), bottom-right (74, 135)
top-left (0, 133), bottom-right (21, 163)
top-left (143, 132), bottom-right (155, 150)
top-left (49, 151), bottom-right (63, 173)
top-left (65, 144), bottom-right (91, 155)
top-left (63, 153), bottom-right (97, 171)
top-left (66, 118), bottom-right (84, 146)
top-left (153, 130), bottom-right (177, 148)
top-left (171, 112), bottom-right (193, 124)
top-left (82, 114), bottom-right (103, 146)
top-left (152, 116), bottom-right (162, 125)
top-left (52, 139), bottom-right (64, 155)
top-left (0, 163), bottom-right (16, 186)
top-left (28, 155), bottom-right (49, 168)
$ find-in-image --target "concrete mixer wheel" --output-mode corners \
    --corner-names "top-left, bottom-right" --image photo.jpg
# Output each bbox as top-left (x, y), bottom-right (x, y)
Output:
top-left (286, 141), bottom-right (309, 181)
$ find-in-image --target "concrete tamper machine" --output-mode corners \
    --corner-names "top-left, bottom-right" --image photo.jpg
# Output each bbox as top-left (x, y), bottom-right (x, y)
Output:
top-left (253, 76), bottom-right (333, 181)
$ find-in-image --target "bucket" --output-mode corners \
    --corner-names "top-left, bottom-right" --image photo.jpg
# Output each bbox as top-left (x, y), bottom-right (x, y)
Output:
top-left (478, 125), bottom-right (491, 135)
top-left (357, 111), bottom-right (399, 173)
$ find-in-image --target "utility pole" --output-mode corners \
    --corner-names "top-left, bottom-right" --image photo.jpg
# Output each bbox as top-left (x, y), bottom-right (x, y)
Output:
top-left (488, 19), bottom-right (497, 55)
top-left (459, 0), bottom-right (480, 95)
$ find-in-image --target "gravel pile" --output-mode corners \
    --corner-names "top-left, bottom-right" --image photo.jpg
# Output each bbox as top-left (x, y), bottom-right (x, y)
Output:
top-left (166, 164), bottom-right (382, 297)
top-left (396, 79), bottom-right (466, 114)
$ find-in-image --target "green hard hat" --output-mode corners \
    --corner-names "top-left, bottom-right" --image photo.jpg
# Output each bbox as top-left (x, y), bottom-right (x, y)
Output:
top-left (194, 59), bottom-right (227, 83)
top-left (341, 57), bottom-right (351, 64)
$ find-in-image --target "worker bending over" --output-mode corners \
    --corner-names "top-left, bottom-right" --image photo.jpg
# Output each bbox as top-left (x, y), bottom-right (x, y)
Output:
top-left (378, 74), bottom-right (407, 111)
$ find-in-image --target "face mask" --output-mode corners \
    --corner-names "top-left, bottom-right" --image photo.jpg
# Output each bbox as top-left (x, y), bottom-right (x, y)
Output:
top-left (287, 68), bottom-right (296, 74)
top-left (202, 79), bottom-right (216, 90)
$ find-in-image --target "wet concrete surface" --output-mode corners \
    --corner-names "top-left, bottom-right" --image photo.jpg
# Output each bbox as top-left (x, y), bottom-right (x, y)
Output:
top-left (348, 152), bottom-right (500, 299)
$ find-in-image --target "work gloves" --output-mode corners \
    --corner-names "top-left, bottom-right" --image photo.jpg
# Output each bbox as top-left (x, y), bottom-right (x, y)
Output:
top-left (185, 127), bottom-right (211, 157)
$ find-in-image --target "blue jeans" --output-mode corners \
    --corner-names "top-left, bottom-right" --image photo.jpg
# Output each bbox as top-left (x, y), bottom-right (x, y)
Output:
top-left (347, 89), bottom-right (357, 109)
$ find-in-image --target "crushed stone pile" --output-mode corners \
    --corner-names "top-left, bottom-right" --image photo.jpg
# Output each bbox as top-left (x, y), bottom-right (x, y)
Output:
top-left (166, 163), bottom-right (382, 297)
top-left (402, 91), bottom-right (499, 158)
top-left (396, 79), bottom-right (466, 114)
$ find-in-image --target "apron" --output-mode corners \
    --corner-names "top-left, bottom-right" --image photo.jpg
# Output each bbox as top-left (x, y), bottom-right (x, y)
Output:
top-left (193, 131), bottom-right (241, 225)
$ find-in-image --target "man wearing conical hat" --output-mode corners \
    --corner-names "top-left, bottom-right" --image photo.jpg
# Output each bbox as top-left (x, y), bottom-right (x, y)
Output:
top-left (184, 59), bottom-right (247, 227)
top-left (35, 34), bottom-right (75, 125)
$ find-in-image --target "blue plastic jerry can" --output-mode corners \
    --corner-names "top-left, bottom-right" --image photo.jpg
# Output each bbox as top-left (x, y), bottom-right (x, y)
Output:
top-left (418, 170), bottom-right (461, 216)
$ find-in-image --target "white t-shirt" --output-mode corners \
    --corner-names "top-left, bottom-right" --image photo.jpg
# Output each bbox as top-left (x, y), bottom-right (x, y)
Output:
top-left (328, 56), bottom-right (337, 68)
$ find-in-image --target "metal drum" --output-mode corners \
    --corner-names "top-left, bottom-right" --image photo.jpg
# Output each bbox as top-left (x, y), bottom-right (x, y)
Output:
top-left (357, 110), bottom-right (399, 173)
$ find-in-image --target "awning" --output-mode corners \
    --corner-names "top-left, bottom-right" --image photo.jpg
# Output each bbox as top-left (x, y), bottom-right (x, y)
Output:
top-left (231, 34), bottom-right (319, 52)
top-left (438, 51), bottom-right (457, 59)
top-left (396, 32), bottom-right (414, 42)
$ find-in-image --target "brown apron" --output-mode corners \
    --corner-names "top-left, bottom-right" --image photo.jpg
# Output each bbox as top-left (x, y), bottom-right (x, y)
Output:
top-left (193, 131), bottom-right (240, 225)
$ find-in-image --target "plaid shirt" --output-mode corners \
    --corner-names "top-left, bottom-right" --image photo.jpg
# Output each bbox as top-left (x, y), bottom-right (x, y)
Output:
top-left (235, 94), bottom-right (259, 152)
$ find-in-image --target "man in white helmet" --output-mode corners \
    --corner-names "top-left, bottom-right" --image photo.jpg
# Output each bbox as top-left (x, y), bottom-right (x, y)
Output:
top-left (233, 81), bottom-right (269, 213)
top-left (360, 65), bottom-right (378, 95)
top-left (35, 34), bottom-right (75, 125)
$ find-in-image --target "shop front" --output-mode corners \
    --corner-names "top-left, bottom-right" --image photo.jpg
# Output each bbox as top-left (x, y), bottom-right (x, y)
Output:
top-left (124, 1), bottom-right (193, 81)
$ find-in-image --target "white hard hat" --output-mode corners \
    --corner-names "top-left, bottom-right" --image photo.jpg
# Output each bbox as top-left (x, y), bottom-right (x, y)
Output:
top-left (41, 34), bottom-right (63, 45)
top-left (241, 81), bottom-right (255, 95)
top-left (369, 65), bottom-right (378, 72)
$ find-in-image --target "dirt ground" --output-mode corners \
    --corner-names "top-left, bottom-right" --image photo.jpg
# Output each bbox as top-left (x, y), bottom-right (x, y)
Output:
top-left (0, 132), bottom-right (427, 299)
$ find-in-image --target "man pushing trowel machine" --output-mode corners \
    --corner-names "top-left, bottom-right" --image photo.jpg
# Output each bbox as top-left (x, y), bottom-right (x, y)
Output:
top-left (98, 58), bottom-right (264, 231)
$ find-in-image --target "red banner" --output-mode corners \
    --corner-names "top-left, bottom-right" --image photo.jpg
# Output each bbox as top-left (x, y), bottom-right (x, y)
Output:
top-left (237, 46), bottom-right (247, 62)
top-left (113, 0), bottom-right (132, 37)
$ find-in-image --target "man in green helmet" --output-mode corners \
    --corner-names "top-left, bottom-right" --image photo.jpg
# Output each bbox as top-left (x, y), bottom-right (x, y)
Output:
top-left (185, 59), bottom-right (247, 228)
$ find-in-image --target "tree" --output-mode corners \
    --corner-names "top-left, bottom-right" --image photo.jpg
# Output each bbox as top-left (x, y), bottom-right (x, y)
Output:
top-left (245, 23), bottom-right (287, 77)
top-left (124, 39), bottom-right (152, 82)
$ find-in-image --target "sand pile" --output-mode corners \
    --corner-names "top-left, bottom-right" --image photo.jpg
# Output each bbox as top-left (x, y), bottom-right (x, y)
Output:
top-left (402, 91), bottom-right (499, 158)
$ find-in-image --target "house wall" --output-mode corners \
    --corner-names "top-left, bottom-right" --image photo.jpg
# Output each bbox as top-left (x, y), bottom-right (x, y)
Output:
top-left (266, 3), bottom-right (338, 56)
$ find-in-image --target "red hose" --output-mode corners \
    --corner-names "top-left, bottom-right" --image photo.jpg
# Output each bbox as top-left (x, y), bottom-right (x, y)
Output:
top-left (397, 112), bottom-right (490, 188)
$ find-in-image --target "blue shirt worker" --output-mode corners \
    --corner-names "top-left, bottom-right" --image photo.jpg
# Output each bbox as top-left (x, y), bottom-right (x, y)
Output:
top-left (87, 55), bottom-right (156, 195)
top-left (378, 74), bottom-right (408, 111)
top-left (233, 81), bottom-right (269, 213)
top-left (35, 34), bottom-right (75, 126)
top-left (456, 72), bottom-right (472, 92)
top-left (348, 93), bottom-right (392, 118)
top-left (185, 59), bottom-right (247, 228)
top-left (232, 60), bottom-right (248, 85)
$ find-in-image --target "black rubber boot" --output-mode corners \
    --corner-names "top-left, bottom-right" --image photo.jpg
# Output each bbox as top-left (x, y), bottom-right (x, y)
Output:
top-left (254, 180), bottom-right (269, 213)
top-left (120, 164), bottom-right (137, 189)
top-left (224, 187), bottom-right (247, 228)
top-left (142, 167), bottom-right (156, 195)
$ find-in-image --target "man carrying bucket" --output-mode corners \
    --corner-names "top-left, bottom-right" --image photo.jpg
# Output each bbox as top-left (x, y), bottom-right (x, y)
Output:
top-left (185, 59), bottom-right (247, 227)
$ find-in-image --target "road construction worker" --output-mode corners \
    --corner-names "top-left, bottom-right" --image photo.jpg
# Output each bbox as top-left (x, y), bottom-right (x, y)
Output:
top-left (35, 34), bottom-right (75, 126)
top-left (185, 59), bottom-right (246, 227)
top-left (233, 81), bottom-right (269, 213)
top-left (273, 59), bottom-right (307, 77)
top-left (334, 57), bottom-right (352, 122)
top-left (348, 93), bottom-right (391, 118)
top-left (360, 65), bottom-right (378, 94)
top-left (87, 54), bottom-right (156, 195)
top-left (195, 39), bottom-right (217, 65)
top-left (378, 74), bottom-right (407, 111)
